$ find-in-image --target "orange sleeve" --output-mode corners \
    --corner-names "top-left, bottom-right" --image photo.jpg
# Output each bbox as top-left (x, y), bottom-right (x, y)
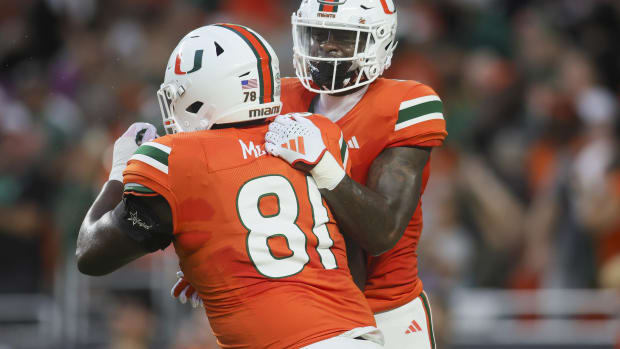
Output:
top-left (122, 136), bottom-right (180, 233)
top-left (386, 83), bottom-right (447, 149)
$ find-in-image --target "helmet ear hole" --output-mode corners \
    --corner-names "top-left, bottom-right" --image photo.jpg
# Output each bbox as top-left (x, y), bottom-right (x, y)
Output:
top-left (376, 25), bottom-right (389, 39)
top-left (369, 64), bottom-right (380, 78)
top-left (186, 101), bottom-right (204, 114)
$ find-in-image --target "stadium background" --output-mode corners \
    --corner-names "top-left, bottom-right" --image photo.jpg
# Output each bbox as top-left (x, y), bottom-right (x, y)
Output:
top-left (1, 0), bottom-right (619, 348)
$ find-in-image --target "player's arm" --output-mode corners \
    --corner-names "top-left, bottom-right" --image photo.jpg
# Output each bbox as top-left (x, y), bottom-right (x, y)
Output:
top-left (76, 181), bottom-right (166, 275)
top-left (76, 180), bottom-right (136, 276)
top-left (266, 114), bottom-right (431, 256)
top-left (76, 182), bottom-right (173, 275)
top-left (320, 146), bottom-right (430, 256)
top-left (76, 123), bottom-right (173, 275)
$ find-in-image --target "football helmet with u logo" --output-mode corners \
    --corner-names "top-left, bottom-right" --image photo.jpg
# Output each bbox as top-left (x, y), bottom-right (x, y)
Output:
top-left (157, 24), bottom-right (282, 134)
top-left (292, 0), bottom-right (398, 94)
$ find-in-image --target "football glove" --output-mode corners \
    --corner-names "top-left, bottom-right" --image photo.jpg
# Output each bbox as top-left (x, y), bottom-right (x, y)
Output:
top-left (109, 122), bottom-right (158, 182)
top-left (171, 271), bottom-right (203, 308)
top-left (265, 114), bottom-right (345, 190)
top-left (265, 114), bottom-right (327, 169)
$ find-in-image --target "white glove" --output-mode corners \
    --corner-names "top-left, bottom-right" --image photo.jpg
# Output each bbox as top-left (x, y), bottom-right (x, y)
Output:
top-left (170, 271), bottom-right (203, 308)
top-left (265, 114), bottom-right (327, 168)
top-left (109, 122), bottom-right (158, 182)
top-left (265, 114), bottom-right (345, 190)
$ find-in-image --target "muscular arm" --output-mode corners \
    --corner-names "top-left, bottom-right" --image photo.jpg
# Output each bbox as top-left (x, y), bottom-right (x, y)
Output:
top-left (321, 146), bottom-right (430, 256)
top-left (76, 180), bottom-right (172, 276)
top-left (76, 181), bottom-right (145, 275)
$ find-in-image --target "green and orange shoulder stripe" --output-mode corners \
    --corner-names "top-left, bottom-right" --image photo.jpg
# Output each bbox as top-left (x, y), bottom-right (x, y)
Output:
top-left (396, 93), bottom-right (443, 132)
top-left (123, 139), bottom-right (172, 197)
top-left (384, 80), bottom-right (447, 147)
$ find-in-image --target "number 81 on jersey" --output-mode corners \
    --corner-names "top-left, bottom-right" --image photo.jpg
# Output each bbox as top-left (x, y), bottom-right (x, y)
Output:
top-left (236, 175), bottom-right (338, 278)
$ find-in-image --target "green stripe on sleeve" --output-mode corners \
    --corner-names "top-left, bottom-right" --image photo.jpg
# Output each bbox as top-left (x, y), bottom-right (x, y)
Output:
top-left (134, 145), bottom-right (169, 166)
top-left (339, 138), bottom-right (347, 163)
top-left (397, 100), bottom-right (443, 125)
top-left (124, 183), bottom-right (156, 194)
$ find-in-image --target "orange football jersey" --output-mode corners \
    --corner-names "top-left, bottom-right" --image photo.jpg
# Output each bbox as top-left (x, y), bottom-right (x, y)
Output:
top-left (281, 78), bottom-right (447, 313)
top-left (122, 115), bottom-right (375, 349)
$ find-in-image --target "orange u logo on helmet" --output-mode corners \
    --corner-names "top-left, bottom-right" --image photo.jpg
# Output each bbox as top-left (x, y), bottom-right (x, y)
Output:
top-left (174, 50), bottom-right (204, 75)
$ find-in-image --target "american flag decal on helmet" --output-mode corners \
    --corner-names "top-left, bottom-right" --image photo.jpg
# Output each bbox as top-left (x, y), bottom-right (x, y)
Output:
top-left (241, 79), bottom-right (258, 89)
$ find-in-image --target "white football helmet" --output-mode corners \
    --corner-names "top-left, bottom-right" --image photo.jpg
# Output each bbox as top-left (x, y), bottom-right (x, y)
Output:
top-left (157, 24), bottom-right (282, 134)
top-left (292, 0), bottom-right (398, 94)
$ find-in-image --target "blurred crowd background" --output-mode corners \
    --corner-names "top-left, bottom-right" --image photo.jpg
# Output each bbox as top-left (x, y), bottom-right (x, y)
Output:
top-left (1, 0), bottom-right (619, 348)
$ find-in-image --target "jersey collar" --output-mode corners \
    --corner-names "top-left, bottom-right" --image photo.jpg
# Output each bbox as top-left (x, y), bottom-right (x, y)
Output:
top-left (308, 85), bottom-right (369, 123)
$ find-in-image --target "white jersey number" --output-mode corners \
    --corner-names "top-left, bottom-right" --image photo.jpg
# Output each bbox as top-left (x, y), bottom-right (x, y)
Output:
top-left (237, 175), bottom-right (337, 278)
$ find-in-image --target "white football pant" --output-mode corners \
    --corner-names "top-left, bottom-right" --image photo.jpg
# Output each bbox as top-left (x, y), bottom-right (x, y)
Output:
top-left (374, 291), bottom-right (436, 349)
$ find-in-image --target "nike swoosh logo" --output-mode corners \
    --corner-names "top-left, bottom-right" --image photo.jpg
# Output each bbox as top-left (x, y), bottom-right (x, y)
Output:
top-left (360, 5), bottom-right (373, 10)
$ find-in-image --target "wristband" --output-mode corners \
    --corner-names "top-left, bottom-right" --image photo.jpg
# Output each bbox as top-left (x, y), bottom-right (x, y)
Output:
top-left (310, 152), bottom-right (345, 190)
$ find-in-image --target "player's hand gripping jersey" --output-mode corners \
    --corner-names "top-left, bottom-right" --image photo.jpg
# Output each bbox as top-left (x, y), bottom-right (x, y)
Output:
top-left (123, 115), bottom-right (377, 349)
top-left (281, 77), bottom-right (447, 313)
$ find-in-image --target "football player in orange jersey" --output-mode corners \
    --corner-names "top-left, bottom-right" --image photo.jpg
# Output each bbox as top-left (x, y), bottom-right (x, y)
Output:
top-left (171, 2), bottom-right (446, 347)
top-left (76, 24), bottom-right (385, 349)
top-left (269, 1), bottom-right (448, 348)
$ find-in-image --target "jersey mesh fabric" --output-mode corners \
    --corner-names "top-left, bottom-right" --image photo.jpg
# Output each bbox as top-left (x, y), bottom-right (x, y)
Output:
top-left (122, 116), bottom-right (372, 349)
top-left (281, 78), bottom-right (448, 313)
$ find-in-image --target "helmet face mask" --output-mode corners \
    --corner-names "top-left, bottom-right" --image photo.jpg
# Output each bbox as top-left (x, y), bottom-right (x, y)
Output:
top-left (292, 0), bottom-right (398, 94)
top-left (301, 27), bottom-right (369, 58)
top-left (297, 27), bottom-right (370, 90)
top-left (157, 84), bottom-right (177, 134)
top-left (157, 79), bottom-right (219, 134)
top-left (158, 24), bottom-right (282, 134)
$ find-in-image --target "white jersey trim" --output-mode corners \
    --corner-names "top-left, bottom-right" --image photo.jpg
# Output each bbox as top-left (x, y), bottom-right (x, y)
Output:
top-left (398, 95), bottom-right (441, 111)
top-left (130, 154), bottom-right (169, 174)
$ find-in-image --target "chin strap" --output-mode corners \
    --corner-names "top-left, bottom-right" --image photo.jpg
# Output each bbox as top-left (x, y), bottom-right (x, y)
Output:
top-left (310, 60), bottom-right (356, 90)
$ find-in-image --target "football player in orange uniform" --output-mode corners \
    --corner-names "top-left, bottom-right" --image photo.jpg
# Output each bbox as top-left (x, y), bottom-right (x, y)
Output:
top-left (268, 1), bottom-right (448, 348)
top-left (76, 24), bottom-right (384, 349)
